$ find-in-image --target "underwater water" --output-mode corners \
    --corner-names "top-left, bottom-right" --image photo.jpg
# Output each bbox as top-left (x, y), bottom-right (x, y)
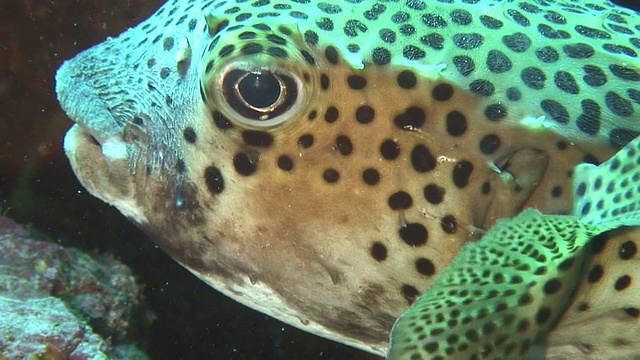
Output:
top-left (2, 0), bottom-right (640, 359)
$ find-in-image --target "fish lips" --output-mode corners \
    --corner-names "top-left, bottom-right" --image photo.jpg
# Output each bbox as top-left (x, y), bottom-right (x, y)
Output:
top-left (62, 123), bottom-right (146, 224)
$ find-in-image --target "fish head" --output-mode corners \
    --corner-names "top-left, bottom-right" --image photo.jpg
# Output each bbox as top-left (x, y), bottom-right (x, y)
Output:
top-left (56, 0), bottom-right (635, 355)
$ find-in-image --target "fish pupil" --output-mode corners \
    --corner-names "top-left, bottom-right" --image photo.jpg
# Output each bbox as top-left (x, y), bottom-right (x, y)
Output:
top-left (238, 71), bottom-right (281, 109)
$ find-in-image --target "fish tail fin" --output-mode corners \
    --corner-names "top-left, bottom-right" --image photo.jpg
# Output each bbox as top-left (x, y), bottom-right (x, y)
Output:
top-left (573, 135), bottom-right (640, 231)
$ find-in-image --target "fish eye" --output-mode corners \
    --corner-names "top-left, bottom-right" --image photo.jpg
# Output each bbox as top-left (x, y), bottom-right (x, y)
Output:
top-left (223, 69), bottom-right (297, 119)
top-left (218, 66), bottom-right (302, 127)
top-left (202, 52), bottom-right (316, 129)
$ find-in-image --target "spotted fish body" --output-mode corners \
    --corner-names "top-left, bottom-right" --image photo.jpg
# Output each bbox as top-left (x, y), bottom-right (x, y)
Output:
top-left (388, 134), bottom-right (640, 359)
top-left (56, 0), bottom-right (640, 356)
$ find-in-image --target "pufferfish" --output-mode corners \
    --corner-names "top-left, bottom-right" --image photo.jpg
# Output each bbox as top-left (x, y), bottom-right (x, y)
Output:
top-left (388, 135), bottom-right (640, 359)
top-left (55, 0), bottom-right (640, 357)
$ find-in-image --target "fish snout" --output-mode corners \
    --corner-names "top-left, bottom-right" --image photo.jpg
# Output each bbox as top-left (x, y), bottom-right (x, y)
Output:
top-left (57, 55), bottom-right (148, 223)
top-left (55, 51), bottom-right (128, 144)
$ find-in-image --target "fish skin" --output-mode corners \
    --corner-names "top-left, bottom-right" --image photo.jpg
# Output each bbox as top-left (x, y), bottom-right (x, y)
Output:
top-left (55, 0), bottom-right (640, 356)
top-left (388, 135), bottom-right (640, 359)
top-left (542, 228), bottom-right (640, 359)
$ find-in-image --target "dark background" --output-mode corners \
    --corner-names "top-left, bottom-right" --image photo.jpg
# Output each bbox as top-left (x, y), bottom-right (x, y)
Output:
top-left (1, 1), bottom-right (639, 359)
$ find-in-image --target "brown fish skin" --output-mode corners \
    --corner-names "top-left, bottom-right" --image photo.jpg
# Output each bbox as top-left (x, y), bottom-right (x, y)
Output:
top-left (57, 0), bottom-right (638, 355)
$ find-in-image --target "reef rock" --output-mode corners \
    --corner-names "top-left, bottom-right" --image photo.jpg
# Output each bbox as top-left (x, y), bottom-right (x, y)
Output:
top-left (0, 216), bottom-right (147, 359)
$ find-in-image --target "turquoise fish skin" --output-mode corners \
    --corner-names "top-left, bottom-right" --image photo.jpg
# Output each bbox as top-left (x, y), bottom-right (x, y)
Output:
top-left (56, 0), bottom-right (640, 356)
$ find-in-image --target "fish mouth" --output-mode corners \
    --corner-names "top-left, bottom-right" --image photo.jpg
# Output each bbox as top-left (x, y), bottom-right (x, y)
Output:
top-left (63, 124), bottom-right (101, 167)
top-left (62, 117), bottom-right (146, 225)
top-left (57, 64), bottom-right (130, 176)
top-left (57, 57), bottom-right (142, 216)
top-left (56, 53), bottom-right (137, 179)
top-left (63, 123), bottom-right (128, 167)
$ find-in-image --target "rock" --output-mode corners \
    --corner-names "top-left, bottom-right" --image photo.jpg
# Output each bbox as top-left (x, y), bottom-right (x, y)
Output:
top-left (0, 296), bottom-right (108, 359)
top-left (0, 216), bottom-right (148, 359)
